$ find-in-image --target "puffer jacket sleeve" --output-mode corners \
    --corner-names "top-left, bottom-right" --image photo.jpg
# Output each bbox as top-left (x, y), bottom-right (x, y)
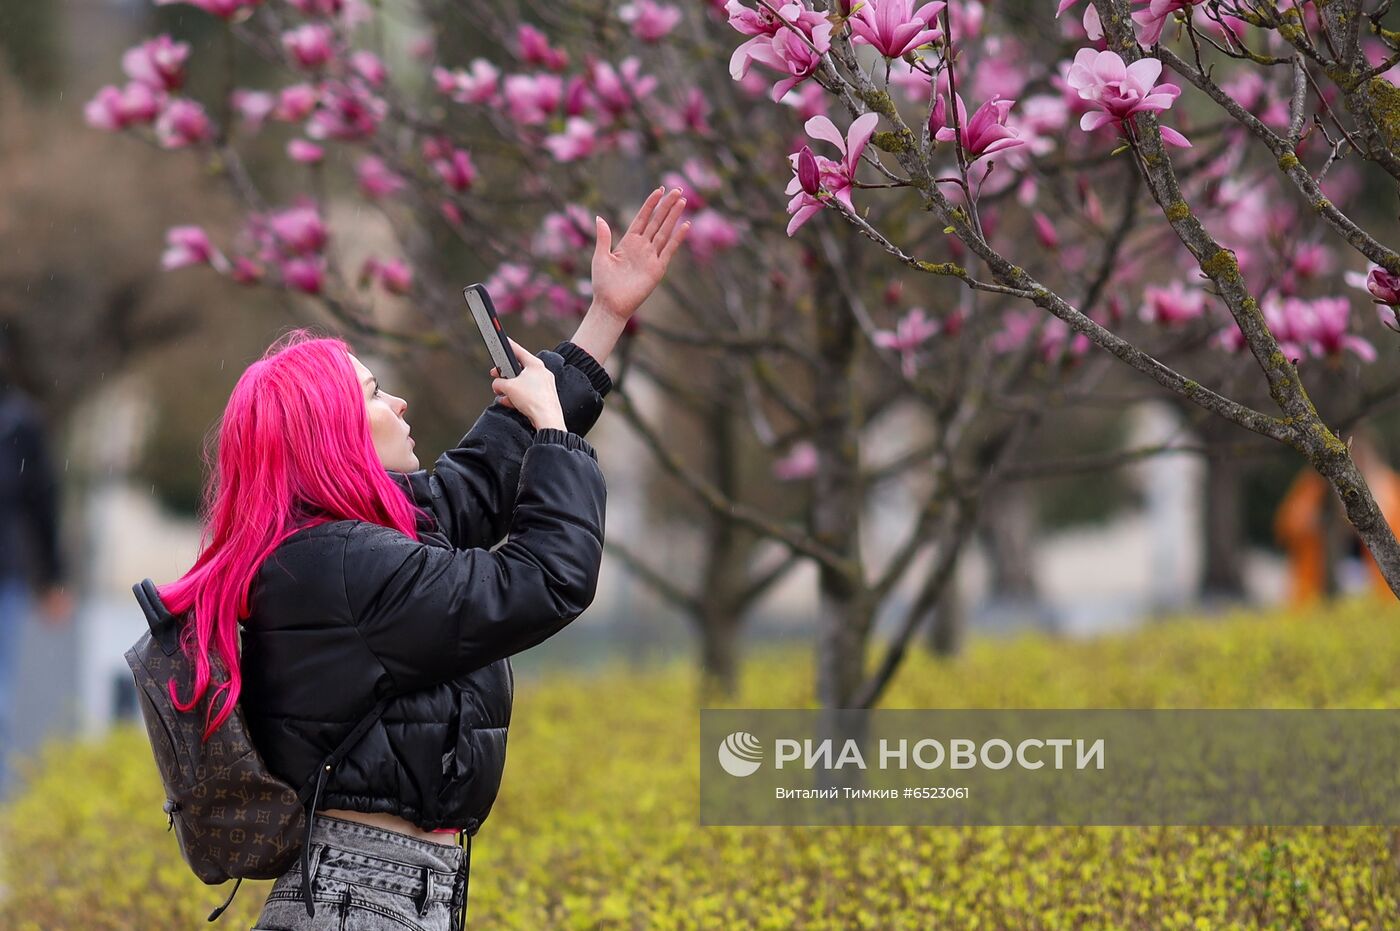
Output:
top-left (344, 427), bottom-right (606, 693)
top-left (403, 340), bottom-right (612, 552)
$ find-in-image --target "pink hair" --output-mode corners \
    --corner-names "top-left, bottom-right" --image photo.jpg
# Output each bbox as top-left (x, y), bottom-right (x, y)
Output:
top-left (156, 328), bottom-right (430, 740)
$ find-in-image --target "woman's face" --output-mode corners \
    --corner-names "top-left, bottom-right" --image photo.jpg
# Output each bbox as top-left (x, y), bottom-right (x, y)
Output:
top-left (350, 354), bottom-right (418, 473)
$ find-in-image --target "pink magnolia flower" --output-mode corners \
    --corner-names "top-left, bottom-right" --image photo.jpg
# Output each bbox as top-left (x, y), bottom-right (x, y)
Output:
top-left (619, 1), bottom-right (683, 41)
top-left (933, 93), bottom-right (1024, 158)
top-left (280, 257), bottom-right (325, 294)
top-left (230, 257), bottom-right (264, 285)
top-left (266, 205), bottom-right (329, 255)
top-left (848, 0), bottom-right (946, 58)
top-left (306, 80), bottom-right (385, 141)
top-left (282, 24), bottom-right (336, 70)
top-left (287, 0), bottom-right (344, 14)
top-left (874, 307), bottom-right (940, 377)
top-left (590, 58), bottom-right (658, 119)
top-left (502, 74), bottom-right (564, 125)
top-left (122, 36), bottom-right (189, 92)
top-left (432, 60), bottom-right (499, 105)
top-left (660, 86), bottom-right (715, 135)
top-left (485, 262), bottom-right (548, 321)
top-left (356, 156), bottom-right (405, 199)
top-left (287, 138), bottom-right (325, 164)
top-left (773, 441), bottom-right (818, 481)
top-left (1139, 280), bottom-right (1205, 325)
top-left (161, 226), bottom-right (225, 271)
top-left (1055, 0), bottom-right (1103, 41)
top-left (155, 99), bottom-right (214, 148)
top-left (1133, 0), bottom-right (1207, 45)
top-left (273, 83), bottom-right (319, 121)
top-left (350, 51), bottom-right (387, 87)
top-left (1361, 266), bottom-right (1400, 306)
top-left (1033, 212), bottom-right (1059, 249)
top-left (432, 148), bottom-right (477, 191)
top-left (361, 257), bottom-right (413, 295)
top-left (84, 83), bottom-right (163, 131)
top-left (533, 205), bottom-right (595, 259)
top-left (888, 57), bottom-right (935, 102)
top-left (1065, 48), bottom-right (1191, 147)
top-left (230, 89), bottom-right (276, 129)
top-left (154, 0), bottom-right (261, 19)
top-left (518, 24), bottom-right (568, 71)
top-left (544, 117), bottom-right (599, 162)
top-left (1298, 297), bottom-right (1376, 362)
top-left (686, 209), bottom-right (743, 262)
top-left (784, 112), bottom-right (880, 235)
top-left (728, 1), bottom-right (833, 102)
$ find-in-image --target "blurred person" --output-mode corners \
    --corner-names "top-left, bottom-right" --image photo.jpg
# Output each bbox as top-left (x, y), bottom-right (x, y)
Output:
top-left (137, 190), bottom-right (689, 930)
top-left (1274, 427), bottom-right (1400, 606)
top-left (0, 347), bottom-right (74, 799)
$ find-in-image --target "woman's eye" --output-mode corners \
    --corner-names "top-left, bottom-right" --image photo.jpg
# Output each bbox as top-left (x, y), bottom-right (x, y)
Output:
top-left (373, 386), bottom-right (383, 398)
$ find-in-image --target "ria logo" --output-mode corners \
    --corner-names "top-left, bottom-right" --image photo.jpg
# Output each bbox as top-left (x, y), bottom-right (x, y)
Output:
top-left (718, 731), bottom-right (763, 777)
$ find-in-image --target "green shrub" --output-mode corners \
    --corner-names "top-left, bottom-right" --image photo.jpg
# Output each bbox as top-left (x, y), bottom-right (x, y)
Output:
top-left (4, 597), bottom-right (1400, 929)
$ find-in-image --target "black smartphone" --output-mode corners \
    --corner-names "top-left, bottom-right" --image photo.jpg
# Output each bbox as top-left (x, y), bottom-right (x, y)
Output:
top-left (462, 283), bottom-right (524, 377)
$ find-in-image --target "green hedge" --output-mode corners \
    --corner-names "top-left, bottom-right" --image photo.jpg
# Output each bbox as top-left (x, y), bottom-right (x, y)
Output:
top-left (5, 597), bottom-right (1400, 929)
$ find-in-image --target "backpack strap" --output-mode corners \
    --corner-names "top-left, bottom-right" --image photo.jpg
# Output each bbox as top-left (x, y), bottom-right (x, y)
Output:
top-left (293, 694), bottom-right (393, 918)
top-left (133, 578), bottom-right (181, 656)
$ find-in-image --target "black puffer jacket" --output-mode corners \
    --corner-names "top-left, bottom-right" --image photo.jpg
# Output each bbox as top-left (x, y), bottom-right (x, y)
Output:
top-left (238, 340), bottom-right (610, 836)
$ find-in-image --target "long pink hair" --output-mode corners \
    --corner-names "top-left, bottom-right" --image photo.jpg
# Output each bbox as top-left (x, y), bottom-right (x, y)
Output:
top-left (157, 328), bottom-right (430, 740)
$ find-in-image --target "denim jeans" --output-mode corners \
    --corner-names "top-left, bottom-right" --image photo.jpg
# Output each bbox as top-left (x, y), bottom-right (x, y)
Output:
top-left (253, 814), bottom-right (470, 931)
top-left (0, 576), bottom-right (28, 799)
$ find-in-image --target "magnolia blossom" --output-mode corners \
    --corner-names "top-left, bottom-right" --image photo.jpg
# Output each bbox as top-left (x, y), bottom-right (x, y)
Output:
top-left (287, 0), bottom-right (344, 13)
top-left (361, 257), bottom-right (413, 295)
top-left (280, 257), bottom-right (325, 295)
top-left (728, 1), bottom-right (834, 102)
top-left (544, 118), bottom-right (599, 162)
top-left (433, 60), bottom-right (499, 105)
top-left (502, 74), bottom-right (565, 125)
top-left (534, 205), bottom-right (595, 258)
top-left (784, 113), bottom-right (880, 235)
top-left (590, 59), bottom-right (658, 119)
top-left (287, 138), bottom-right (325, 164)
top-left (686, 209), bottom-right (743, 262)
top-left (485, 262), bottom-right (550, 321)
top-left (155, 99), bottom-right (213, 148)
top-left (161, 226), bottom-right (223, 271)
top-left (1055, 0), bottom-right (1103, 41)
top-left (282, 24), bottom-right (336, 70)
top-left (1066, 49), bottom-right (1191, 147)
top-left (122, 36), bottom-right (189, 92)
top-left (306, 80), bottom-right (385, 140)
top-left (1346, 264), bottom-right (1400, 308)
top-left (1303, 297), bottom-right (1376, 362)
top-left (1032, 212), bottom-right (1059, 249)
top-left (933, 93), bottom-right (1024, 159)
top-left (273, 84), bottom-right (319, 122)
top-left (432, 148), bottom-right (477, 191)
top-left (356, 156), bottom-right (405, 199)
top-left (154, 0), bottom-right (261, 18)
top-left (518, 24), bottom-right (568, 71)
top-left (84, 82), bottom-right (163, 130)
top-left (874, 307), bottom-right (940, 377)
top-left (618, 1), bottom-right (683, 41)
top-left (230, 257), bottom-right (264, 285)
top-left (1133, 0), bottom-right (1207, 45)
top-left (773, 441), bottom-right (818, 481)
top-left (350, 51), bottom-right (387, 87)
top-left (1139, 280), bottom-right (1206, 326)
top-left (848, 0), bottom-right (946, 58)
top-left (264, 204), bottom-right (329, 255)
top-left (230, 89), bottom-right (276, 129)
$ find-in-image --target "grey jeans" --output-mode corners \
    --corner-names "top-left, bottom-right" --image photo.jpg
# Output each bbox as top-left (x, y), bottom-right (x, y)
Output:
top-left (253, 814), bottom-right (471, 931)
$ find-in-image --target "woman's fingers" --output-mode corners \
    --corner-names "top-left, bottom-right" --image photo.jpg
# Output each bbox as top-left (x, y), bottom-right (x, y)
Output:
top-left (659, 220), bottom-right (692, 263)
top-left (644, 189), bottom-right (682, 240)
top-left (653, 197), bottom-right (687, 254)
top-left (626, 187), bottom-right (664, 238)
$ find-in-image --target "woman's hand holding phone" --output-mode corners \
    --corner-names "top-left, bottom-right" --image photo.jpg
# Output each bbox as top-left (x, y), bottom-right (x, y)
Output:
top-left (490, 337), bottom-right (566, 431)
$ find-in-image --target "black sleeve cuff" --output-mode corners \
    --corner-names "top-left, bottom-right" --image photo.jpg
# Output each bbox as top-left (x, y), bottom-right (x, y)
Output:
top-left (532, 427), bottom-right (599, 461)
top-left (553, 340), bottom-right (613, 398)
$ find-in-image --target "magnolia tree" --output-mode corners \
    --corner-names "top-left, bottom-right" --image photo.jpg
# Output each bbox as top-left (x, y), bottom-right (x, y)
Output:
top-left (86, 0), bottom-right (1399, 709)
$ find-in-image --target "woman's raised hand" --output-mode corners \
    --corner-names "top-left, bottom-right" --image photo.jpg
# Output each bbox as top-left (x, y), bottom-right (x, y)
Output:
top-left (490, 338), bottom-right (566, 431)
top-left (590, 187), bottom-right (691, 323)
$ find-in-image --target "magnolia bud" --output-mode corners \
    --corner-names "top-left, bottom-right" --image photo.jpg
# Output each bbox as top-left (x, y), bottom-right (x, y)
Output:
top-left (797, 145), bottom-right (821, 196)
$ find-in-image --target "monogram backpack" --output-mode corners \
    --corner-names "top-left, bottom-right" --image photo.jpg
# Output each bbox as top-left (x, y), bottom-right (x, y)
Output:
top-left (126, 578), bottom-right (388, 921)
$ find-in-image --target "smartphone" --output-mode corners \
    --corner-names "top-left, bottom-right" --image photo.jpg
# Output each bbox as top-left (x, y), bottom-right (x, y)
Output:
top-left (463, 283), bottom-right (524, 377)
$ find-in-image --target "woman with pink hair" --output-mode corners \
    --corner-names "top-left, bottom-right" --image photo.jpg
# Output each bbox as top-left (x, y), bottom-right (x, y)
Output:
top-left (148, 188), bottom-right (690, 929)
